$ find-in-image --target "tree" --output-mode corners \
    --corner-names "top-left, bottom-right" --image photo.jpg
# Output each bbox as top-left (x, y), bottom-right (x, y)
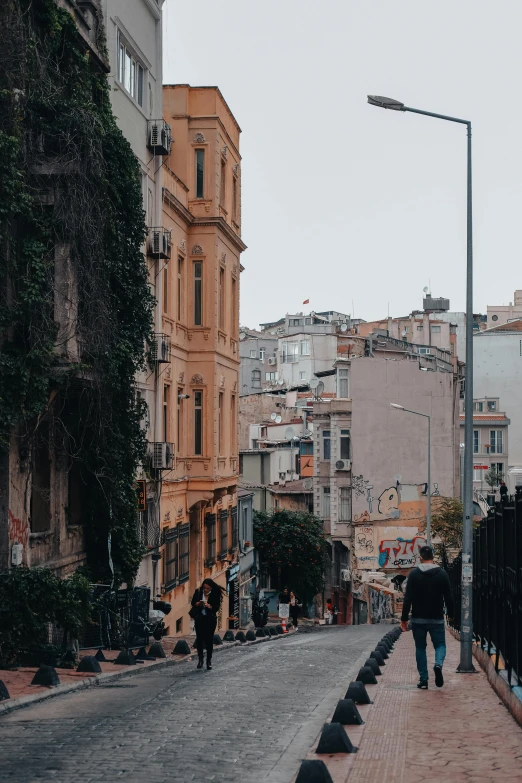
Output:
top-left (419, 497), bottom-right (479, 561)
top-left (485, 467), bottom-right (504, 489)
top-left (253, 510), bottom-right (328, 603)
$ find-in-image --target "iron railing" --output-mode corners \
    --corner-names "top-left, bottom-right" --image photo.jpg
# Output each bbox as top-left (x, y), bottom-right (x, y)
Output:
top-left (444, 487), bottom-right (522, 687)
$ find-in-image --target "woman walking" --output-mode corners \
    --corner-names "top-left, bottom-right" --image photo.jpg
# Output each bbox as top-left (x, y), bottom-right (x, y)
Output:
top-left (190, 578), bottom-right (224, 670)
top-left (289, 591), bottom-right (301, 629)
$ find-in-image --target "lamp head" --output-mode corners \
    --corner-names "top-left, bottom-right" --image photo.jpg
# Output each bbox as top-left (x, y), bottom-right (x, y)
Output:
top-left (390, 403), bottom-right (405, 410)
top-left (367, 95), bottom-right (405, 111)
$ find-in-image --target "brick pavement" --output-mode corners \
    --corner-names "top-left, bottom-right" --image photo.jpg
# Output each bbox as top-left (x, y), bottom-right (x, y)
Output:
top-left (312, 630), bottom-right (522, 783)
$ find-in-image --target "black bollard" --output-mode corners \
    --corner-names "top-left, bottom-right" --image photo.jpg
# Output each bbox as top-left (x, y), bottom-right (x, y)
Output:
top-left (331, 698), bottom-right (364, 726)
top-left (245, 630), bottom-right (256, 641)
top-left (235, 631), bottom-right (247, 643)
top-left (370, 650), bottom-right (386, 666)
top-left (148, 642), bottom-right (166, 659)
top-left (356, 666), bottom-right (378, 685)
top-left (114, 650), bottom-right (136, 666)
top-left (295, 759), bottom-right (334, 783)
top-left (316, 722), bottom-right (357, 754)
top-left (0, 681), bottom-right (10, 701)
top-left (76, 656), bottom-right (102, 674)
top-left (345, 681), bottom-right (372, 704)
top-left (94, 648), bottom-right (107, 662)
top-left (364, 658), bottom-right (382, 676)
top-left (31, 665), bottom-right (60, 687)
top-left (223, 631), bottom-right (235, 642)
top-left (172, 640), bottom-right (191, 656)
top-left (213, 634), bottom-right (223, 645)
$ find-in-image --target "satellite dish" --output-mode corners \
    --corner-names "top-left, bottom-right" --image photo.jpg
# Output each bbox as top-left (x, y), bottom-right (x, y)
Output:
top-left (309, 378), bottom-right (320, 390)
top-left (277, 378), bottom-right (284, 385)
top-left (275, 415), bottom-right (282, 424)
top-left (284, 426), bottom-right (296, 440)
top-left (239, 331), bottom-right (247, 341)
top-left (423, 286), bottom-right (429, 294)
top-left (340, 323), bottom-right (348, 332)
top-left (302, 430), bottom-right (312, 438)
top-left (312, 380), bottom-right (325, 399)
top-left (270, 412), bottom-right (277, 421)
top-left (303, 478), bottom-right (313, 491)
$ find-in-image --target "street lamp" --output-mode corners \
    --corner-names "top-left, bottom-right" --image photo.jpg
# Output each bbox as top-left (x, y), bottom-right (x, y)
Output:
top-left (390, 404), bottom-right (431, 546)
top-left (372, 95), bottom-right (474, 674)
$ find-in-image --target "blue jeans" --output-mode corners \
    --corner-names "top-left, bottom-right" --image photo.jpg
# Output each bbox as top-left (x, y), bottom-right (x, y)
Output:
top-left (411, 622), bottom-right (446, 681)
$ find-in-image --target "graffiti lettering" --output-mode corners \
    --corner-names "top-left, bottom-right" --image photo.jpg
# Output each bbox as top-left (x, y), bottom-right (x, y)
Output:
top-left (352, 475), bottom-right (370, 498)
top-left (369, 586), bottom-right (394, 622)
top-left (355, 532), bottom-right (374, 553)
top-left (353, 511), bottom-right (370, 524)
top-left (378, 536), bottom-right (427, 569)
top-left (8, 510), bottom-right (29, 561)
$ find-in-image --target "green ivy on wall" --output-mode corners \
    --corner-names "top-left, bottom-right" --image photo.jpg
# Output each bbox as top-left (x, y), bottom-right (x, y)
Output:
top-left (0, 0), bottom-right (155, 585)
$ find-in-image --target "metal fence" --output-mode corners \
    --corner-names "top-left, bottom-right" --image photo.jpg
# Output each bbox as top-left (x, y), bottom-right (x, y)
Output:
top-left (444, 487), bottom-right (522, 687)
top-left (78, 585), bottom-right (151, 650)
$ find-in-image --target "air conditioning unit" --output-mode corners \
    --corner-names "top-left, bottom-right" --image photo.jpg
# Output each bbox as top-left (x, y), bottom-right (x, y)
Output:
top-left (341, 568), bottom-right (351, 582)
top-left (335, 459), bottom-right (351, 471)
top-left (150, 333), bottom-right (171, 363)
top-left (147, 228), bottom-right (172, 259)
top-left (147, 119), bottom-right (172, 155)
top-left (268, 357), bottom-right (277, 365)
top-left (151, 442), bottom-right (174, 470)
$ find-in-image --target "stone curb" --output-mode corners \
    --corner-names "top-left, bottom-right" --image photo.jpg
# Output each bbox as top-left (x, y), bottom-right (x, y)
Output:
top-left (0, 629), bottom-right (294, 717)
top-left (282, 633), bottom-right (389, 783)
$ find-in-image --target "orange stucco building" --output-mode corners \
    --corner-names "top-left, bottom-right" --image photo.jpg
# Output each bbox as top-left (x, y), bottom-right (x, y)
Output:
top-left (156, 85), bottom-right (246, 635)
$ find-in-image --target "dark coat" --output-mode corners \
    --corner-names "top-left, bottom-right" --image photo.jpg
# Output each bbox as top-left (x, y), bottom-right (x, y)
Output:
top-left (191, 587), bottom-right (221, 618)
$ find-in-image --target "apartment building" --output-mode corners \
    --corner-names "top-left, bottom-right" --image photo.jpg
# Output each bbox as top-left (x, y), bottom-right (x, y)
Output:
top-left (239, 328), bottom-right (279, 396)
top-left (312, 350), bottom-right (459, 624)
top-left (459, 398), bottom-right (510, 493)
top-left (474, 321), bottom-right (522, 493)
top-left (152, 85), bottom-right (247, 635)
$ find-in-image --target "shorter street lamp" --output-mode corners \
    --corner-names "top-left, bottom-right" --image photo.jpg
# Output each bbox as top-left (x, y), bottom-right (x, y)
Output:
top-left (390, 403), bottom-right (431, 546)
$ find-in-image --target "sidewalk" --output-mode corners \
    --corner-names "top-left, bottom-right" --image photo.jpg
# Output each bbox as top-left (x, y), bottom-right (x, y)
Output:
top-left (312, 630), bottom-right (522, 783)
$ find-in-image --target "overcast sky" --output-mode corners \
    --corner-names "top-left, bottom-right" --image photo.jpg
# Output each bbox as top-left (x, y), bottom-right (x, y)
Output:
top-left (163, 1), bottom-right (521, 329)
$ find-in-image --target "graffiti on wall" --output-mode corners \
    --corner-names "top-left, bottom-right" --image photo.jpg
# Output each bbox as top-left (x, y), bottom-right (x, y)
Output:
top-left (378, 535), bottom-right (427, 568)
top-left (8, 509), bottom-right (29, 552)
top-left (353, 476), bottom-right (432, 523)
top-left (353, 526), bottom-right (379, 569)
top-left (369, 585), bottom-right (394, 623)
top-left (354, 525), bottom-right (426, 570)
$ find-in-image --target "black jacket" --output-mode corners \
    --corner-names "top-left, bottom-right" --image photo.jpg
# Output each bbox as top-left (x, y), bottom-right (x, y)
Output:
top-left (191, 588), bottom-right (221, 618)
top-left (401, 566), bottom-right (455, 622)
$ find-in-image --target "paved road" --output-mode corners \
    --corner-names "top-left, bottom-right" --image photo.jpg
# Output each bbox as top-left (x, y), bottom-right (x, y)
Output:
top-left (0, 625), bottom-right (384, 783)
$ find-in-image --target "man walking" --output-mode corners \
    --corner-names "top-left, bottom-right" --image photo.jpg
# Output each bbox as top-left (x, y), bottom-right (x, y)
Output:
top-left (400, 545), bottom-right (455, 689)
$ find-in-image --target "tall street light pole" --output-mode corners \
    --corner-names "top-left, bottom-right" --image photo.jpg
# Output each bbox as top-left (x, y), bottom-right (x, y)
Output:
top-left (370, 96), bottom-right (475, 673)
top-left (390, 404), bottom-right (431, 546)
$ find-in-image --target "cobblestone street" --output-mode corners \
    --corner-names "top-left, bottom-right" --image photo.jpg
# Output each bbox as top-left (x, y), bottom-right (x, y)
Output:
top-left (0, 626), bottom-right (383, 783)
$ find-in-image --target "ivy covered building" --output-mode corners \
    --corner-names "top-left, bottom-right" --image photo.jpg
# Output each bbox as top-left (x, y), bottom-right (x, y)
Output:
top-left (0, 0), bottom-right (156, 584)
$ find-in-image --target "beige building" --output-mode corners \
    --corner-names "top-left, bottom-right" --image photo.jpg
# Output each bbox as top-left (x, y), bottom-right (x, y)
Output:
top-left (147, 85), bottom-right (247, 636)
top-left (487, 290), bottom-right (522, 329)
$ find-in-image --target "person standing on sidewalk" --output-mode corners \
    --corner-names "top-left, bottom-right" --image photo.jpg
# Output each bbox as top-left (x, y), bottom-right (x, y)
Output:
top-left (289, 591), bottom-right (301, 629)
top-left (400, 545), bottom-right (455, 689)
top-left (190, 578), bottom-right (225, 671)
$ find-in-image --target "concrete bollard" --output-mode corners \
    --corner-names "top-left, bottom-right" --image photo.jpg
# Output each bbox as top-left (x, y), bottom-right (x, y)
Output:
top-left (316, 722), bottom-right (357, 754)
top-left (94, 648), bottom-right (107, 662)
top-left (356, 666), bottom-right (378, 685)
top-left (364, 658), bottom-right (382, 676)
top-left (370, 650), bottom-right (386, 666)
top-left (76, 656), bottom-right (102, 674)
top-left (172, 640), bottom-right (191, 655)
top-left (114, 650), bottom-right (136, 666)
top-left (245, 630), bottom-right (256, 641)
top-left (31, 665), bottom-right (60, 687)
top-left (295, 759), bottom-right (334, 783)
top-left (147, 642), bottom-right (166, 659)
top-left (235, 631), bottom-right (247, 643)
top-left (331, 698), bottom-right (364, 726)
top-left (345, 681), bottom-right (372, 704)
top-left (255, 628), bottom-right (266, 638)
top-left (223, 631), bottom-right (235, 642)
top-left (0, 680), bottom-right (10, 701)
top-left (213, 634), bottom-right (223, 645)
top-left (375, 644), bottom-right (389, 659)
